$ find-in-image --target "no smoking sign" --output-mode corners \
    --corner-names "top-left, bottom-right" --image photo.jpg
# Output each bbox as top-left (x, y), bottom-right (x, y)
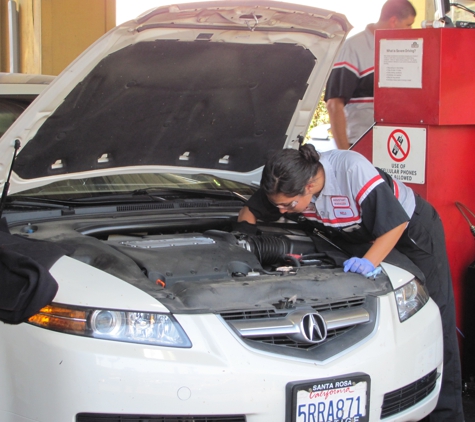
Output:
top-left (373, 126), bottom-right (426, 184)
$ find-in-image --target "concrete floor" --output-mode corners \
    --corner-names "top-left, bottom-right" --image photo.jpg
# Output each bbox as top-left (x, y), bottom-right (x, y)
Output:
top-left (464, 393), bottom-right (475, 421)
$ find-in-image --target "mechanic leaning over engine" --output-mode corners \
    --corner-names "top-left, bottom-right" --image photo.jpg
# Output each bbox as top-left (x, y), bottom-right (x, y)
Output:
top-left (237, 144), bottom-right (463, 422)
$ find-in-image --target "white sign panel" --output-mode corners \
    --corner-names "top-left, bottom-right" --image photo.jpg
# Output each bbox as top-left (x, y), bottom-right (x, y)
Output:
top-left (379, 38), bottom-right (423, 88)
top-left (373, 126), bottom-right (426, 184)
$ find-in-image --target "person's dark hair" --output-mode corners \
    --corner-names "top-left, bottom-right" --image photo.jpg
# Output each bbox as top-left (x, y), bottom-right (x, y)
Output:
top-left (260, 144), bottom-right (321, 197)
top-left (380, 0), bottom-right (416, 21)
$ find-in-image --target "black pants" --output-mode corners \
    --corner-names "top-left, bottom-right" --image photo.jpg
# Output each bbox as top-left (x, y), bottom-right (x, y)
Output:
top-left (397, 196), bottom-right (464, 422)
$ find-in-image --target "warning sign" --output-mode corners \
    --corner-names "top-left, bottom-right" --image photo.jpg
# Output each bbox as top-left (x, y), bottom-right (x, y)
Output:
top-left (387, 129), bottom-right (410, 162)
top-left (373, 126), bottom-right (426, 184)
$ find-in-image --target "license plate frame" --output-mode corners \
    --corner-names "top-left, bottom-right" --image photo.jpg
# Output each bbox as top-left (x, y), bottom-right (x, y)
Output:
top-left (286, 373), bottom-right (371, 422)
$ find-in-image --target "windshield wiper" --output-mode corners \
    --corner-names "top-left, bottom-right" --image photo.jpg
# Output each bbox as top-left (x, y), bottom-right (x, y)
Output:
top-left (69, 187), bottom-right (248, 204)
top-left (8, 187), bottom-right (248, 207)
top-left (7, 194), bottom-right (159, 207)
top-left (128, 187), bottom-right (249, 202)
top-left (5, 197), bottom-right (75, 210)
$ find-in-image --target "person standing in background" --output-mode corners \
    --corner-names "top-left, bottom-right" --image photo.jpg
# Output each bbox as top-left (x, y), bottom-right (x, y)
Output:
top-left (324, 0), bottom-right (416, 149)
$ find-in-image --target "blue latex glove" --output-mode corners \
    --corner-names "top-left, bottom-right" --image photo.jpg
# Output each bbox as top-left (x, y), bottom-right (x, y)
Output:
top-left (365, 266), bottom-right (382, 279)
top-left (343, 257), bottom-right (375, 275)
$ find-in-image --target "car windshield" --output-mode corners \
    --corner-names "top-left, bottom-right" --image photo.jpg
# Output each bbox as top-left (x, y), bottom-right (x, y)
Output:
top-left (9, 172), bottom-right (256, 201)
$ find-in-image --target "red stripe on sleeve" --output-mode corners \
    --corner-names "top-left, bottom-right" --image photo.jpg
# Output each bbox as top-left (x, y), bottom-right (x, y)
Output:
top-left (355, 175), bottom-right (382, 204)
top-left (348, 98), bottom-right (374, 104)
top-left (360, 66), bottom-right (374, 76)
top-left (333, 61), bottom-right (359, 74)
top-left (394, 180), bottom-right (399, 198)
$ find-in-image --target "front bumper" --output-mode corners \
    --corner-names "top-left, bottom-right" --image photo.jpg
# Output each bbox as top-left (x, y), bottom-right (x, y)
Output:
top-left (0, 294), bottom-right (442, 422)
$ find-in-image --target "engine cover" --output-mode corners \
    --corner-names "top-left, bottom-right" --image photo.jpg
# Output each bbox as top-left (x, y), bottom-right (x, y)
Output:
top-left (106, 230), bottom-right (263, 286)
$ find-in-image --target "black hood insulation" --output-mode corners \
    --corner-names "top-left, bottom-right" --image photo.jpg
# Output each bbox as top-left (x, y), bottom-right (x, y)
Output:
top-left (15, 40), bottom-right (316, 179)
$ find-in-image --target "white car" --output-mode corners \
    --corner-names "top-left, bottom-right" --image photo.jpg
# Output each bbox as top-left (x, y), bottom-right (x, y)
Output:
top-left (0, 2), bottom-right (443, 422)
top-left (306, 123), bottom-right (337, 152)
top-left (0, 72), bottom-right (54, 137)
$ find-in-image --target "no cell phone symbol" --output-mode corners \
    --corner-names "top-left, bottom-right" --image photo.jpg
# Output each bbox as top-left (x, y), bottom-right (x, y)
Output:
top-left (392, 135), bottom-right (404, 155)
top-left (387, 129), bottom-right (410, 162)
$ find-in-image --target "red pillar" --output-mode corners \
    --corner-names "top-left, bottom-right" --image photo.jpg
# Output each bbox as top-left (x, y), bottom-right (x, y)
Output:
top-left (353, 28), bottom-right (475, 380)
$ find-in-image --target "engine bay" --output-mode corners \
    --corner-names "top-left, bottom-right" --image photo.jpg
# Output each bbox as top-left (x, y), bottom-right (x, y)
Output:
top-left (11, 213), bottom-right (347, 283)
top-left (104, 230), bottom-right (338, 288)
top-left (7, 211), bottom-right (397, 314)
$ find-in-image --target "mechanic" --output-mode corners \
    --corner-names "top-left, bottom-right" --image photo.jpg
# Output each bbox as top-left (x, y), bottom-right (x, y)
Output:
top-left (324, 0), bottom-right (416, 149)
top-left (237, 144), bottom-right (464, 422)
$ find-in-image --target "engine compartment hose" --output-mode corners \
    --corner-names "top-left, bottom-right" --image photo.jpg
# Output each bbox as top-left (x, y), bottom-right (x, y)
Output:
top-left (245, 235), bottom-right (292, 265)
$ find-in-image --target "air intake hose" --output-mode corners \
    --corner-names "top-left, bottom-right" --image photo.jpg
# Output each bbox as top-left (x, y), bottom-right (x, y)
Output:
top-left (244, 234), bottom-right (293, 266)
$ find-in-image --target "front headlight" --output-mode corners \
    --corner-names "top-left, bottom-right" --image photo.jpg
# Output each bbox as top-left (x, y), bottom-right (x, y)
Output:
top-left (28, 304), bottom-right (192, 348)
top-left (394, 278), bottom-right (430, 322)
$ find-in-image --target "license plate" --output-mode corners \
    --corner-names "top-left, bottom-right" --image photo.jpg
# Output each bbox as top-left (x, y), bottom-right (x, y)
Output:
top-left (286, 374), bottom-right (370, 422)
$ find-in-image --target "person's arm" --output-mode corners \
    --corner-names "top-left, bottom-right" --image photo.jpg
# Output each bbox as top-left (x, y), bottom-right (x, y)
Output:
top-left (237, 189), bottom-right (283, 225)
top-left (343, 222), bottom-right (407, 276)
top-left (326, 97), bottom-right (351, 150)
top-left (343, 158), bottom-right (411, 276)
top-left (238, 205), bottom-right (257, 224)
top-left (363, 222), bottom-right (407, 267)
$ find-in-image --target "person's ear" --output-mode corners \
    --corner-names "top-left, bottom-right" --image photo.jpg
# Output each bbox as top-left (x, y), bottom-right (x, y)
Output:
top-left (388, 16), bottom-right (399, 28)
top-left (304, 181), bottom-right (315, 195)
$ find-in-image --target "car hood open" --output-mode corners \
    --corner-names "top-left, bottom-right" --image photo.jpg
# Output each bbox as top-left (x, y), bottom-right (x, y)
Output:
top-left (0, 1), bottom-right (351, 194)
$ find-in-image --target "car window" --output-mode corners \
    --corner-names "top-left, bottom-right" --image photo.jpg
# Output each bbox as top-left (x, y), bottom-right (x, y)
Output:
top-left (0, 98), bottom-right (31, 137)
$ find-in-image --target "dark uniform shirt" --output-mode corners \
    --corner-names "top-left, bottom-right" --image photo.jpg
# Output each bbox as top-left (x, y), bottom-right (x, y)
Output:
top-left (247, 149), bottom-right (415, 244)
top-left (324, 26), bottom-right (375, 144)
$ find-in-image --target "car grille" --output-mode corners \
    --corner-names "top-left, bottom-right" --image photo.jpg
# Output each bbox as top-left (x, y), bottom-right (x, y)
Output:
top-left (76, 415), bottom-right (246, 422)
top-left (235, 325), bottom-right (351, 349)
top-left (221, 297), bottom-right (366, 320)
top-left (221, 297), bottom-right (367, 350)
top-left (380, 369), bottom-right (439, 418)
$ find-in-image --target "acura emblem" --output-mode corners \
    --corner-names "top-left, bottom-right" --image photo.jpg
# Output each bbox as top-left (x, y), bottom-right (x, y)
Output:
top-left (301, 313), bottom-right (327, 343)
